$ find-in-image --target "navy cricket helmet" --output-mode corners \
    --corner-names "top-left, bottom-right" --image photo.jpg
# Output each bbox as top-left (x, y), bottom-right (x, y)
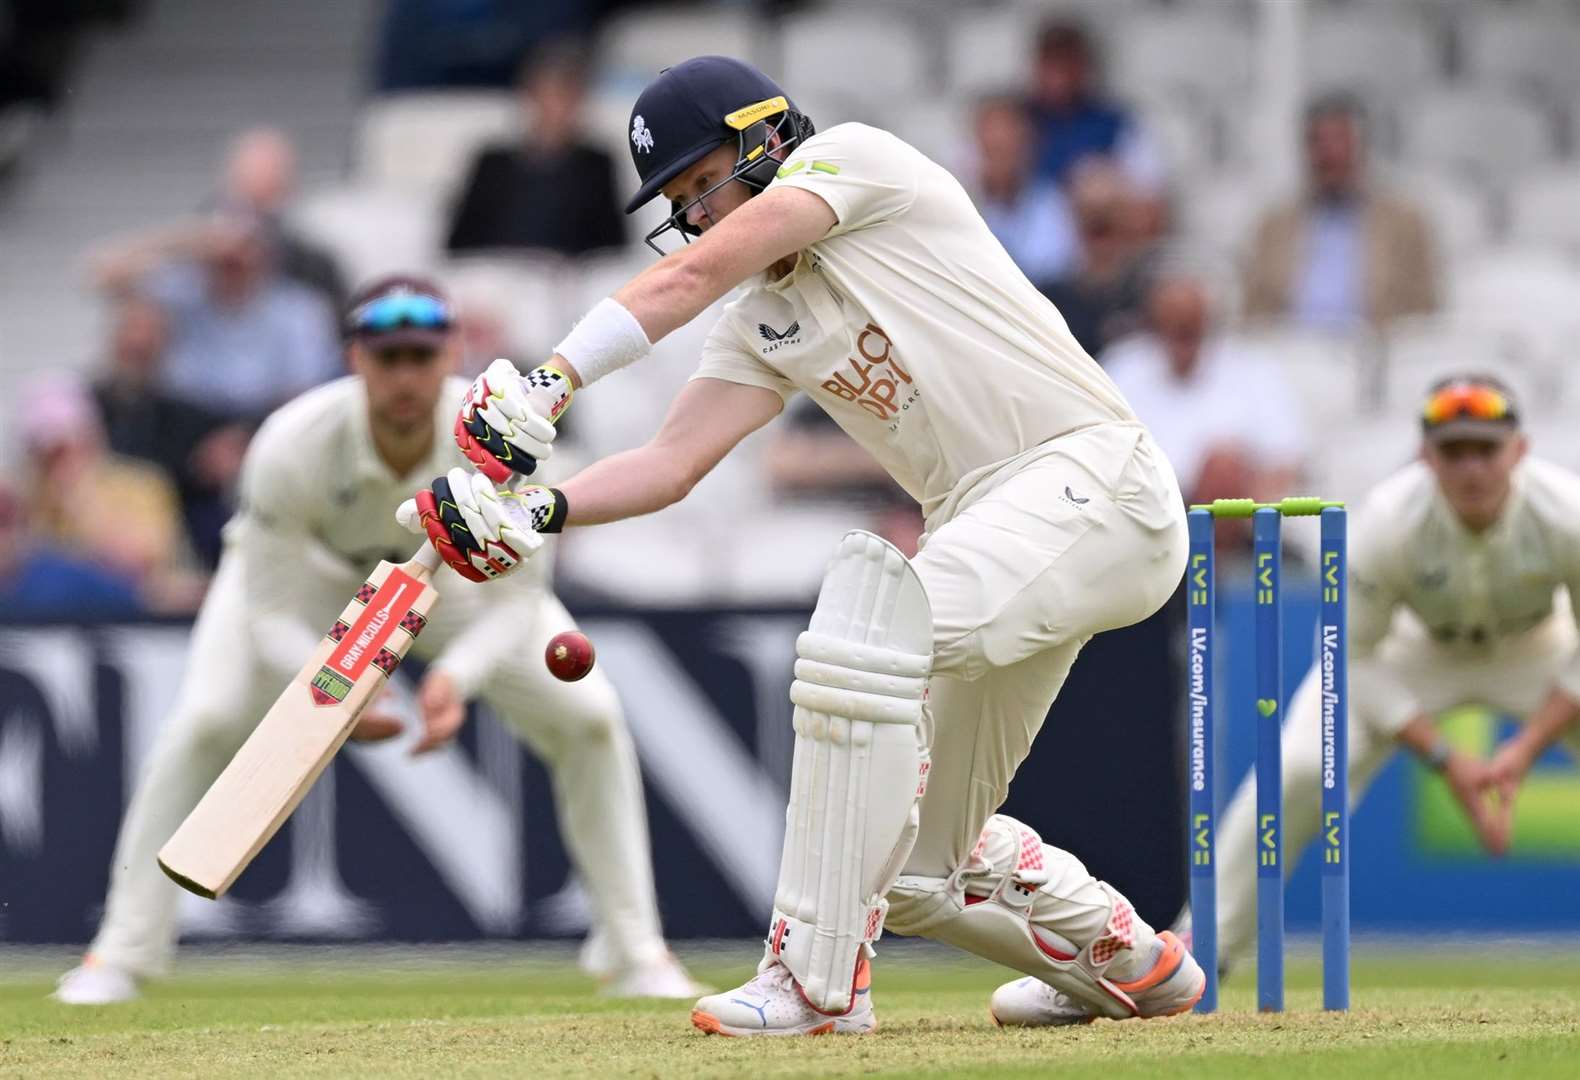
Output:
top-left (624, 56), bottom-right (814, 253)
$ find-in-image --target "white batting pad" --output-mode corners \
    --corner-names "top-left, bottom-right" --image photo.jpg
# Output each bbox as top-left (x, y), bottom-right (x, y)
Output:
top-left (768, 530), bottom-right (933, 1013)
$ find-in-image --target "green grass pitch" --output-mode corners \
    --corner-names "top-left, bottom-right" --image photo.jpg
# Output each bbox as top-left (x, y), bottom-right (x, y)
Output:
top-left (3, 943), bottom-right (1578, 1078)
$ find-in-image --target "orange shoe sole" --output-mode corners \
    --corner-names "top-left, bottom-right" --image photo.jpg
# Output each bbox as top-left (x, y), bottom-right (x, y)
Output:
top-left (690, 1009), bottom-right (836, 1037)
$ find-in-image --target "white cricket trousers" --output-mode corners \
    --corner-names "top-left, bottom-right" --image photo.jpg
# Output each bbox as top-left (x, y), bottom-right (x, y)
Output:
top-left (90, 553), bottom-right (669, 976)
top-left (1216, 608), bottom-right (1580, 966)
top-left (903, 422), bottom-right (1188, 886)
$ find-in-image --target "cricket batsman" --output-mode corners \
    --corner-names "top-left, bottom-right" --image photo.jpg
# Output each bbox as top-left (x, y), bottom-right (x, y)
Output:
top-left (1209, 374), bottom-right (1580, 971)
top-left (399, 56), bottom-right (1205, 1033)
top-left (54, 276), bottom-right (700, 1005)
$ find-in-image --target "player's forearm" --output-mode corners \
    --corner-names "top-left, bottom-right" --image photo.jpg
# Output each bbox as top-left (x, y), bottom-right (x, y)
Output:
top-left (557, 445), bottom-right (699, 526)
top-left (1394, 713), bottom-right (1451, 767)
top-left (611, 254), bottom-right (723, 347)
top-left (87, 220), bottom-right (211, 292)
top-left (1501, 685), bottom-right (1580, 773)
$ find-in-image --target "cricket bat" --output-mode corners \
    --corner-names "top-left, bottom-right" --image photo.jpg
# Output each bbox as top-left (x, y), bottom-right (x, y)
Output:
top-left (157, 544), bottom-right (443, 899)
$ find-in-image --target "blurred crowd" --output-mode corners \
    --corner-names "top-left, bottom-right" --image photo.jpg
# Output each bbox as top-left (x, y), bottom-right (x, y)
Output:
top-left (1, 0), bottom-right (1574, 616)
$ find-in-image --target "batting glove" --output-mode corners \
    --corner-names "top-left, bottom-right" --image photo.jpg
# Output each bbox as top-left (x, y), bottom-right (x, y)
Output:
top-left (454, 359), bottom-right (573, 483)
top-left (396, 468), bottom-right (564, 583)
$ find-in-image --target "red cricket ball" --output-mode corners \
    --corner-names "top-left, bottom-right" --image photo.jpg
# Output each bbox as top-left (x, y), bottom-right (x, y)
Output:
top-left (545, 631), bottom-right (596, 682)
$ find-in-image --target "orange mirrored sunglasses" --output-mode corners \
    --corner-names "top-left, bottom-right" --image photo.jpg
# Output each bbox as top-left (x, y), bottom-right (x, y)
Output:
top-left (1421, 382), bottom-right (1512, 426)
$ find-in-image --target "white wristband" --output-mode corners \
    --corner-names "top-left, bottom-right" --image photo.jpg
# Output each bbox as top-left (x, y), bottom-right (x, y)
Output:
top-left (553, 297), bottom-right (651, 386)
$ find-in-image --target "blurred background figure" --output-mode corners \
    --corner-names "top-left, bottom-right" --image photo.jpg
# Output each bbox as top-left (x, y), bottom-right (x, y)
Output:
top-left (219, 127), bottom-right (345, 308)
top-left (0, 479), bottom-right (142, 619)
top-left (1104, 269), bottom-right (1306, 515)
top-left (446, 42), bottom-right (624, 258)
top-left (89, 293), bottom-right (248, 567)
top-left (1038, 161), bottom-right (1154, 356)
top-left (18, 374), bottom-right (203, 612)
top-left (1026, 19), bottom-right (1162, 194)
top-left (1243, 94), bottom-right (1440, 330)
top-left (763, 399), bottom-right (924, 559)
top-left (968, 94), bottom-right (1075, 283)
top-left (88, 211), bottom-right (341, 423)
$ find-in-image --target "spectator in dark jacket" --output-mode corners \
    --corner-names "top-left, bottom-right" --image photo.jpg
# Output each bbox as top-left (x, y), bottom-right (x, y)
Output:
top-left (90, 294), bottom-right (249, 567)
top-left (1038, 162), bottom-right (1154, 357)
top-left (446, 44), bottom-right (624, 257)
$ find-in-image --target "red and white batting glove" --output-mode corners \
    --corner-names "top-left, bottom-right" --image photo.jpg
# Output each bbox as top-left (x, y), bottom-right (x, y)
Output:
top-left (396, 467), bottom-right (563, 583)
top-left (454, 359), bottom-right (573, 483)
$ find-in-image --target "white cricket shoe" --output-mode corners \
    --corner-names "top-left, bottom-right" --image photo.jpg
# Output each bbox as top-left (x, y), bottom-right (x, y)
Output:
top-left (990, 930), bottom-right (1205, 1027)
top-left (52, 959), bottom-right (140, 1005)
top-left (602, 954), bottom-right (711, 999)
top-left (989, 976), bottom-right (1093, 1027)
top-left (691, 955), bottom-right (875, 1037)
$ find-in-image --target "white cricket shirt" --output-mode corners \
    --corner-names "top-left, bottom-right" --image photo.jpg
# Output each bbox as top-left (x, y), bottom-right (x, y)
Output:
top-left (1350, 456), bottom-right (1580, 731)
top-left (692, 123), bottom-right (1139, 522)
top-left (230, 375), bottom-right (548, 696)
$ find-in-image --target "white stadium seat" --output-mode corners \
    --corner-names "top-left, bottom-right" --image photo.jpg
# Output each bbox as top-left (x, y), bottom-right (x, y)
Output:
top-left (288, 184), bottom-right (444, 286)
top-left (885, 96), bottom-right (971, 174)
top-left (598, 5), bottom-right (758, 88)
top-left (945, 8), bottom-right (1035, 99)
top-left (1228, 322), bottom-right (1378, 425)
top-left (354, 92), bottom-right (518, 199)
top-left (1381, 315), bottom-right (1541, 417)
top-left (437, 256), bottom-right (583, 366)
top-left (1448, 248), bottom-right (1580, 326)
top-left (1108, 12), bottom-right (1252, 109)
top-left (1310, 412), bottom-right (1421, 509)
top-left (1382, 168), bottom-right (1494, 261)
top-left (1306, 10), bottom-right (1440, 97)
top-left (1176, 170), bottom-right (1271, 265)
top-left (1507, 167), bottom-right (1580, 259)
top-left (1131, 94), bottom-right (1220, 181)
top-left (1399, 89), bottom-right (1555, 185)
top-left (1461, 7), bottom-right (1580, 99)
top-left (777, 8), bottom-right (931, 117)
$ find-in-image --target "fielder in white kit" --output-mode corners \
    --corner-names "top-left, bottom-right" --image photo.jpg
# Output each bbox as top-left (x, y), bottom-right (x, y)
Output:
top-left (1211, 375), bottom-right (1580, 971)
top-left (54, 277), bottom-right (699, 1005)
top-left (399, 57), bottom-right (1204, 1034)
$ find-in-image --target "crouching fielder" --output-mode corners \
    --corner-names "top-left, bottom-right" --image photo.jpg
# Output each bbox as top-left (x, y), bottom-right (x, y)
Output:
top-left (1211, 375), bottom-right (1580, 971)
top-left (55, 277), bottom-right (697, 1005)
top-left (403, 57), bottom-right (1204, 1033)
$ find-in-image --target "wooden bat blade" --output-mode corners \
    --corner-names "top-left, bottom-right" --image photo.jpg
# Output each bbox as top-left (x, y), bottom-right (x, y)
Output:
top-left (157, 549), bottom-right (439, 899)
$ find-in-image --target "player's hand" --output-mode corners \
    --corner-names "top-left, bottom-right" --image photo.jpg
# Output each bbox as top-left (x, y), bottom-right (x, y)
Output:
top-left (1488, 738), bottom-right (1535, 794)
top-left (396, 467), bottom-right (556, 582)
top-left (454, 359), bottom-right (573, 482)
top-left (1443, 752), bottom-right (1510, 857)
top-left (349, 696), bottom-right (405, 743)
top-left (411, 670), bottom-right (464, 756)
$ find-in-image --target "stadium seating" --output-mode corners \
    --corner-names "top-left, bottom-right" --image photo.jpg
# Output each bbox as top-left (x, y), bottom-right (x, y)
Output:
top-left (354, 92), bottom-right (518, 199)
top-left (1382, 314), bottom-right (1542, 416)
top-left (1108, 11), bottom-right (1252, 110)
top-left (777, 8), bottom-right (931, 118)
top-left (1230, 322), bottom-right (1378, 424)
top-left (1506, 167), bottom-right (1580, 259)
top-left (289, 184), bottom-right (444, 286)
top-left (598, 4), bottom-right (759, 89)
top-left (1400, 88), bottom-right (1557, 186)
top-left (1305, 8), bottom-right (1441, 98)
top-left (1381, 167), bottom-right (1494, 260)
top-left (944, 7), bottom-right (1037, 99)
top-left (1460, 6), bottom-right (1580, 102)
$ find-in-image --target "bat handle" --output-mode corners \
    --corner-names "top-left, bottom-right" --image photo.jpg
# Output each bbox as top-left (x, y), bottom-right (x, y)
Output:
top-left (412, 543), bottom-right (443, 574)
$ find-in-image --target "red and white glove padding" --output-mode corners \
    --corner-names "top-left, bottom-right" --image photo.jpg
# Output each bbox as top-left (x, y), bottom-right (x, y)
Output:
top-left (396, 468), bottom-right (566, 583)
top-left (454, 359), bottom-right (573, 484)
